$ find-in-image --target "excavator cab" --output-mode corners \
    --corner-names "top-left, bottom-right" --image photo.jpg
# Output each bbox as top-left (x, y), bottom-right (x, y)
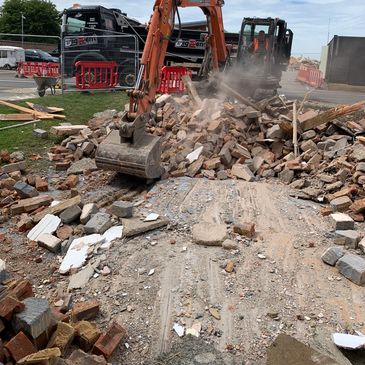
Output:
top-left (235, 17), bottom-right (293, 98)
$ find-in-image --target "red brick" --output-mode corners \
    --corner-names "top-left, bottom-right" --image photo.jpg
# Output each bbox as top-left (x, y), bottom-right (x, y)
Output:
top-left (92, 322), bottom-right (126, 359)
top-left (17, 215), bottom-right (34, 232)
top-left (51, 307), bottom-right (70, 323)
top-left (5, 331), bottom-right (36, 362)
top-left (0, 295), bottom-right (25, 320)
top-left (55, 162), bottom-right (71, 171)
top-left (35, 177), bottom-right (48, 192)
top-left (203, 157), bottom-right (221, 170)
top-left (8, 280), bottom-right (33, 301)
top-left (71, 300), bottom-right (100, 322)
top-left (0, 150), bottom-right (10, 163)
top-left (233, 222), bottom-right (256, 238)
top-left (320, 206), bottom-right (333, 217)
top-left (350, 198), bottom-right (365, 214)
top-left (66, 175), bottom-right (78, 189)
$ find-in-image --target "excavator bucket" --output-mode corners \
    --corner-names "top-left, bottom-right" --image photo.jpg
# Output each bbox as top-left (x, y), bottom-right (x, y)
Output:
top-left (95, 113), bottom-right (164, 179)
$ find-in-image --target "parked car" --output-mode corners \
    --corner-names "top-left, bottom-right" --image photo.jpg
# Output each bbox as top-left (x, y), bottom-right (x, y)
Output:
top-left (0, 46), bottom-right (25, 69)
top-left (25, 49), bottom-right (59, 63)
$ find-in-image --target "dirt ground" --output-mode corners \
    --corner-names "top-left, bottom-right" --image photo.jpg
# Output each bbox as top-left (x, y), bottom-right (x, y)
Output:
top-left (2, 173), bottom-right (365, 364)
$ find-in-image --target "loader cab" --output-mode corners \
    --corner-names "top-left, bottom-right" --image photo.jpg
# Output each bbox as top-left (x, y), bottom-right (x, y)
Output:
top-left (233, 17), bottom-right (293, 99)
top-left (237, 17), bottom-right (293, 75)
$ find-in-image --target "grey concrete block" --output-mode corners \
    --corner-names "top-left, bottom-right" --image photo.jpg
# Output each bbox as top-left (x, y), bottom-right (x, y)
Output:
top-left (84, 213), bottom-right (112, 234)
top-left (2, 161), bottom-right (26, 173)
top-left (334, 230), bottom-right (360, 248)
top-left (336, 254), bottom-right (365, 285)
top-left (14, 181), bottom-right (39, 199)
top-left (321, 246), bottom-right (345, 266)
top-left (330, 196), bottom-right (352, 212)
top-left (110, 201), bottom-right (133, 218)
top-left (60, 205), bottom-right (82, 224)
top-left (13, 298), bottom-right (51, 338)
top-left (330, 213), bottom-right (354, 230)
top-left (33, 129), bottom-right (48, 139)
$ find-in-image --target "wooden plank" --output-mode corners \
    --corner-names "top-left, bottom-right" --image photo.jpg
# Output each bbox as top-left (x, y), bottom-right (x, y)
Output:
top-left (301, 100), bottom-right (365, 131)
top-left (11, 195), bottom-right (53, 215)
top-left (50, 125), bottom-right (88, 136)
top-left (0, 114), bottom-right (35, 121)
top-left (31, 195), bottom-right (81, 223)
top-left (0, 120), bottom-right (41, 131)
top-left (0, 100), bottom-right (41, 115)
top-left (0, 100), bottom-right (65, 120)
top-left (182, 75), bottom-right (202, 105)
top-left (293, 101), bottom-right (299, 157)
top-left (26, 102), bottom-right (64, 114)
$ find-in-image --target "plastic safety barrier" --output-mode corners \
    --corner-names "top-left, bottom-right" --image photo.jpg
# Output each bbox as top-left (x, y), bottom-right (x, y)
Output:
top-left (75, 61), bottom-right (118, 90)
top-left (296, 64), bottom-right (323, 88)
top-left (16, 62), bottom-right (60, 78)
top-left (158, 66), bottom-right (192, 94)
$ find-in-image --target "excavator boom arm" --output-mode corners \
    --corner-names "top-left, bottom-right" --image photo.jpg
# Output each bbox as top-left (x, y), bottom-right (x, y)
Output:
top-left (95, 0), bottom-right (228, 180)
top-left (129, 0), bottom-right (228, 118)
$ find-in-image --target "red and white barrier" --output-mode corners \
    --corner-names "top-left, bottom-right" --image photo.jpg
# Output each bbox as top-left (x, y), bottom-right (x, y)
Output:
top-left (296, 64), bottom-right (323, 89)
top-left (16, 62), bottom-right (60, 78)
top-left (158, 66), bottom-right (192, 94)
top-left (75, 61), bottom-right (118, 90)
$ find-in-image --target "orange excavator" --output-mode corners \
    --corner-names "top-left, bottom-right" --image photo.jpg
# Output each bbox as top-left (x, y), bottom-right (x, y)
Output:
top-left (95, 0), bottom-right (229, 179)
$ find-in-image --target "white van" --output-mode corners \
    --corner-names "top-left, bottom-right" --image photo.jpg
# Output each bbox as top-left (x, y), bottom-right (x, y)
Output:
top-left (0, 46), bottom-right (25, 69)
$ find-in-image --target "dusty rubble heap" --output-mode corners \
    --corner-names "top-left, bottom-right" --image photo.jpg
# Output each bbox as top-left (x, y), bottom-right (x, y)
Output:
top-left (0, 275), bottom-right (125, 364)
top-left (146, 94), bottom-right (365, 206)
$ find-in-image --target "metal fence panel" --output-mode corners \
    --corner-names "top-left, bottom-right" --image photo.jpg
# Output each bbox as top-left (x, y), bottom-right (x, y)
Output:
top-left (61, 32), bottom-right (139, 90)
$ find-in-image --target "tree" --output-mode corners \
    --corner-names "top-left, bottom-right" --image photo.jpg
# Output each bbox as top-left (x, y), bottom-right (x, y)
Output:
top-left (0, 0), bottom-right (60, 37)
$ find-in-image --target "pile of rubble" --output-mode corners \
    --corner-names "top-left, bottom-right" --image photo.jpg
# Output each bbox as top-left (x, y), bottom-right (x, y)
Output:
top-left (0, 274), bottom-right (125, 364)
top-left (146, 94), bottom-right (365, 213)
top-left (289, 56), bottom-right (320, 70)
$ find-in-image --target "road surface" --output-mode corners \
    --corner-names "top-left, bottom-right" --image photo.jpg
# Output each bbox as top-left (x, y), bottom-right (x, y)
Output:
top-left (1, 68), bottom-right (365, 105)
top-left (0, 70), bottom-right (38, 100)
top-left (280, 70), bottom-right (365, 105)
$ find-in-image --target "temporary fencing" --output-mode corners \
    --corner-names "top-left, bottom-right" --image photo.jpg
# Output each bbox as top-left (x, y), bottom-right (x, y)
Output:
top-left (75, 61), bottom-right (118, 90)
top-left (16, 62), bottom-right (60, 78)
top-left (157, 66), bottom-right (192, 94)
top-left (296, 64), bottom-right (324, 88)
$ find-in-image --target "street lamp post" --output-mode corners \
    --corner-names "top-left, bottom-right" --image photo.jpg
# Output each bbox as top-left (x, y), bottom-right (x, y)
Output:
top-left (21, 12), bottom-right (25, 47)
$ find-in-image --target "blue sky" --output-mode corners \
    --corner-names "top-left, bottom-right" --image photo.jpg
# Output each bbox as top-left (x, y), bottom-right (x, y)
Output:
top-left (2, 0), bottom-right (365, 58)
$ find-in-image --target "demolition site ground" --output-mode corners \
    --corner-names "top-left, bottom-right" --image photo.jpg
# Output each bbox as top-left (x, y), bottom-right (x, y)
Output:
top-left (1, 82), bottom-right (365, 364)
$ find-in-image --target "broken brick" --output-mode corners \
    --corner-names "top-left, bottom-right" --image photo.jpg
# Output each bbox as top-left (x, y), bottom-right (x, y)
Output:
top-left (74, 321), bottom-right (101, 351)
top-left (35, 177), bottom-right (48, 192)
top-left (5, 331), bottom-right (36, 362)
top-left (71, 300), bottom-right (100, 322)
top-left (350, 198), bottom-right (365, 214)
top-left (92, 322), bottom-right (126, 359)
top-left (8, 279), bottom-right (33, 301)
top-left (68, 349), bottom-right (107, 365)
top-left (17, 347), bottom-right (61, 364)
top-left (0, 295), bottom-right (25, 320)
top-left (47, 322), bottom-right (75, 355)
top-left (203, 157), bottom-right (221, 170)
top-left (233, 222), bottom-right (256, 238)
top-left (66, 175), bottom-right (79, 189)
top-left (17, 215), bottom-right (34, 232)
